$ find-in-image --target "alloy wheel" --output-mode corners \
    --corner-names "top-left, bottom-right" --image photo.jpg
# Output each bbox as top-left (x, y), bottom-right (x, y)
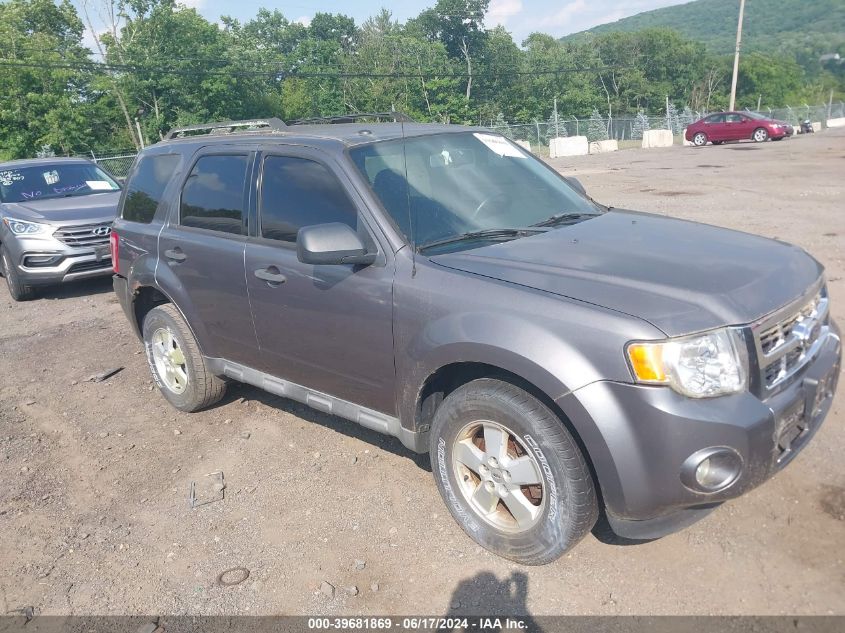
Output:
top-left (150, 327), bottom-right (188, 394)
top-left (452, 420), bottom-right (546, 533)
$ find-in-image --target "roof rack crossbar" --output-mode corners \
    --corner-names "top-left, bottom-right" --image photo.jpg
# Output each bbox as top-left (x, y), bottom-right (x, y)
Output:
top-left (288, 111), bottom-right (415, 125)
top-left (165, 118), bottom-right (286, 140)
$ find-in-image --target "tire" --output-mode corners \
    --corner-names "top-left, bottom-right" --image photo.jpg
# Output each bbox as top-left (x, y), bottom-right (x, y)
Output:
top-left (692, 132), bottom-right (708, 146)
top-left (430, 378), bottom-right (598, 565)
top-left (753, 127), bottom-right (769, 142)
top-left (142, 303), bottom-right (225, 412)
top-left (1, 245), bottom-right (36, 301)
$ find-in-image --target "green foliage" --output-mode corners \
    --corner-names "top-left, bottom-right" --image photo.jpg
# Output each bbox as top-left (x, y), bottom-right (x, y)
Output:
top-left (564, 0), bottom-right (845, 57)
top-left (0, 0), bottom-right (840, 159)
top-left (587, 107), bottom-right (608, 141)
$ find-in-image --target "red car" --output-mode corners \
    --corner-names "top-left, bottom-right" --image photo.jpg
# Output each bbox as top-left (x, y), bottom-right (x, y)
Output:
top-left (685, 111), bottom-right (793, 146)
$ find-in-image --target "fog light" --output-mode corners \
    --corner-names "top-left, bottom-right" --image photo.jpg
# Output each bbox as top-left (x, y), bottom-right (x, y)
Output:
top-left (23, 255), bottom-right (62, 267)
top-left (682, 447), bottom-right (742, 492)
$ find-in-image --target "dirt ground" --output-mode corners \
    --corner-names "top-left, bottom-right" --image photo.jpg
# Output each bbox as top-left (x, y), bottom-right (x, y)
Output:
top-left (1, 129), bottom-right (843, 617)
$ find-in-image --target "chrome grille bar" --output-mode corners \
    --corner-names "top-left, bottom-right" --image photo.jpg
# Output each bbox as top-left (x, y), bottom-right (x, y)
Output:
top-left (53, 223), bottom-right (112, 248)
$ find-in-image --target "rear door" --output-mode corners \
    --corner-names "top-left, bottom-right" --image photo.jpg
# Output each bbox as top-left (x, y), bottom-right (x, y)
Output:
top-left (157, 150), bottom-right (258, 362)
top-left (244, 147), bottom-right (396, 414)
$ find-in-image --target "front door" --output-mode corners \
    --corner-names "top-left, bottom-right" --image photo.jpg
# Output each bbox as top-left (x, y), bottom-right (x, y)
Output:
top-left (704, 113), bottom-right (727, 141)
top-left (244, 149), bottom-right (395, 414)
top-left (723, 113), bottom-right (747, 141)
top-left (158, 151), bottom-right (257, 362)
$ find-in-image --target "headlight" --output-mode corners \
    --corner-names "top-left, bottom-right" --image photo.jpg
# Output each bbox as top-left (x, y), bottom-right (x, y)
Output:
top-left (3, 217), bottom-right (48, 235)
top-left (627, 328), bottom-right (747, 398)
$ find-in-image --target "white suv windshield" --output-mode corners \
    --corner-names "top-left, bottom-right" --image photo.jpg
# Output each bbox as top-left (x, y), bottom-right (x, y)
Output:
top-left (0, 163), bottom-right (120, 203)
top-left (350, 132), bottom-right (600, 250)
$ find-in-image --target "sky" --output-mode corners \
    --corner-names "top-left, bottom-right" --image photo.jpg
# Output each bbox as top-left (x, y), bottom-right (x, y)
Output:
top-left (73, 0), bottom-right (694, 47)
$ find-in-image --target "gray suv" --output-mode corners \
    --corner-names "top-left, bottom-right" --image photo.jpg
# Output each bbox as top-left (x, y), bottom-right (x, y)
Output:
top-left (111, 118), bottom-right (841, 565)
top-left (0, 157), bottom-right (121, 300)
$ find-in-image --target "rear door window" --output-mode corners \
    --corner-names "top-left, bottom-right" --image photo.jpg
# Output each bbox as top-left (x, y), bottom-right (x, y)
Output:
top-left (705, 114), bottom-right (726, 124)
top-left (122, 154), bottom-right (180, 223)
top-left (180, 154), bottom-right (249, 235)
top-left (258, 156), bottom-right (358, 243)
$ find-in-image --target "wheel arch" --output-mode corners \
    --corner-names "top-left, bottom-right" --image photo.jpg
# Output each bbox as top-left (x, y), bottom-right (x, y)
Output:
top-left (413, 359), bottom-right (605, 509)
top-left (129, 283), bottom-right (208, 357)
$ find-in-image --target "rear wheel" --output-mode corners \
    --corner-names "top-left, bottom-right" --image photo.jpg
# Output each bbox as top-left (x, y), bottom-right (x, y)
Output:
top-left (142, 304), bottom-right (225, 412)
top-left (430, 378), bottom-right (598, 565)
top-left (692, 132), bottom-right (708, 146)
top-left (1, 245), bottom-right (36, 301)
top-left (753, 127), bottom-right (769, 142)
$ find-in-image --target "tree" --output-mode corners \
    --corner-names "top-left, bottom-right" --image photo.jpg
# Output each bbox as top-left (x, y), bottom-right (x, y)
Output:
top-left (587, 107), bottom-right (608, 141)
top-left (0, 0), bottom-right (104, 158)
top-left (665, 101), bottom-right (681, 134)
top-left (632, 109), bottom-right (650, 139)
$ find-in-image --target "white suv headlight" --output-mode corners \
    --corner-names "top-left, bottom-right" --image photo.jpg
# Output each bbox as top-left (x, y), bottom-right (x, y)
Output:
top-left (627, 328), bottom-right (748, 398)
top-left (3, 217), bottom-right (48, 236)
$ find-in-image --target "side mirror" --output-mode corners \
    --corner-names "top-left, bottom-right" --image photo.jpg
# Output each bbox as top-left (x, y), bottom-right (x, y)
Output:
top-left (565, 177), bottom-right (587, 196)
top-left (297, 223), bottom-right (376, 266)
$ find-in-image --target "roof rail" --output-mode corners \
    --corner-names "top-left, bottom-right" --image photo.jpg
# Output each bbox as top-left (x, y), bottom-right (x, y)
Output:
top-left (165, 118), bottom-right (286, 140)
top-left (287, 111), bottom-right (415, 125)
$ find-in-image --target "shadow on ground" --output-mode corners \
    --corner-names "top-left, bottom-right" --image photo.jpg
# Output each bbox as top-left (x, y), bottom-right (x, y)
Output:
top-left (445, 571), bottom-right (542, 630)
top-left (217, 381), bottom-right (432, 471)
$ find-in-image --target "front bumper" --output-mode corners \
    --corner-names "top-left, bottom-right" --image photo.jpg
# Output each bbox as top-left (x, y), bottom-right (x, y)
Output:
top-left (5, 234), bottom-right (112, 285)
top-left (557, 320), bottom-right (841, 539)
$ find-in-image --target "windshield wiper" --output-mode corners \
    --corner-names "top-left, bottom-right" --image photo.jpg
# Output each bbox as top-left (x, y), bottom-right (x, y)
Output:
top-left (418, 227), bottom-right (546, 252)
top-left (532, 211), bottom-right (599, 228)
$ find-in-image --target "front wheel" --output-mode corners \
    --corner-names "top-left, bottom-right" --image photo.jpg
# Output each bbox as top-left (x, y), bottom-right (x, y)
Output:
top-left (142, 304), bottom-right (226, 412)
top-left (692, 132), bottom-right (708, 146)
top-left (430, 378), bottom-right (598, 565)
top-left (1, 245), bottom-right (36, 301)
top-left (753, 127), bottom-right (769, 142)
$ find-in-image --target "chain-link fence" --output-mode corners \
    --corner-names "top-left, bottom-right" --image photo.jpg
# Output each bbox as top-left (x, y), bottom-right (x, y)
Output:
top-left (489, 101), bottom-right (845, 150)
top-left (78, 101), bottom-right (844, 165)
top-left (89, 151), bottom-right (137, 180)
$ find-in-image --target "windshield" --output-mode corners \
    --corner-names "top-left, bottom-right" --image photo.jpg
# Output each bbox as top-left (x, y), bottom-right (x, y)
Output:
top-left (0, 163), bottom-right (120, 203)
top-left (349, 132), bottom-right (601, 251)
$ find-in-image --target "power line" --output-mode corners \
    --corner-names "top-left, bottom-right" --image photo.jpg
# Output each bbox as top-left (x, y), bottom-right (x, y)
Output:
top-left (0, 58), bottom-right (633, 79)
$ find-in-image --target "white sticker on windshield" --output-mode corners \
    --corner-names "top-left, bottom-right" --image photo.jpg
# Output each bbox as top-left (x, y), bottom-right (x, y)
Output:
top-left (0, 170), bottom-right (24, 186)
top-left (85, 180), bottom-right (114, 191)
top-left (43, 170), bottom-right (60, 185)
top-left (473, 133), bottom-right (526, 158)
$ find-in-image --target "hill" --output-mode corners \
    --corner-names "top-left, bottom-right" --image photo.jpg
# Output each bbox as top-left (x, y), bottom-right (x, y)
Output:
top-left (563, 0), bottom-right (845, 56)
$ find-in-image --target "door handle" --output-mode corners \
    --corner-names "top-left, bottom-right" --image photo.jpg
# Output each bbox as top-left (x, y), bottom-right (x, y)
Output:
top-left (254, 267), bottom-right (287, 284)
top-left (164, 248), bottom-right (187, 263)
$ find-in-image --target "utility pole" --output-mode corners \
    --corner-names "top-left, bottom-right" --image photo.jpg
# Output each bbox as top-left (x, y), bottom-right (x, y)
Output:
top-left (728, 0), bottom-right (746, 112)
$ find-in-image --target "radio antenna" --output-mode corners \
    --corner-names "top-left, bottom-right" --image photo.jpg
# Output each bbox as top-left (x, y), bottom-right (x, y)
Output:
top-left (399, 114), bottom-right (416, 277)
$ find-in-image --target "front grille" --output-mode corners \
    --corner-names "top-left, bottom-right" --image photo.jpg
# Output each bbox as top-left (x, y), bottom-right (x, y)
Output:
top-left (53, 223), bottom-right (111, 248)
top-left (753, 284), bottom-right (828, 391)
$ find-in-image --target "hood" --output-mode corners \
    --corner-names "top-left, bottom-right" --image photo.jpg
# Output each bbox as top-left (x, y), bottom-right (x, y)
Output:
top-left (430, 210), bottom-right (823, 337)
top-left (1, 191), bottom-right (121, 226)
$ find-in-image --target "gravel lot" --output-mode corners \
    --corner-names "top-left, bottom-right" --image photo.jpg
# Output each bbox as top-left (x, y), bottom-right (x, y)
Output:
top-left (1, 129), bottom-right (843, 617)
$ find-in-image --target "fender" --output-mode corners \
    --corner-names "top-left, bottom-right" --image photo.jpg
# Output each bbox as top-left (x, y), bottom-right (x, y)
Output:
top-left (147, 256), bottom-right (215, 357)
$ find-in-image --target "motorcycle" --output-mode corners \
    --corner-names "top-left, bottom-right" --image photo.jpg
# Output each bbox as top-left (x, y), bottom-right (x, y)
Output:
top-left (799, 119), bottom-right (814, 134)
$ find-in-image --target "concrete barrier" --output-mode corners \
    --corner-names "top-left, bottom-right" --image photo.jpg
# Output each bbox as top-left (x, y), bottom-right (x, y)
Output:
top-left (642, 129), bottom-right (674, 148)
top-left (682, 128), bottom-right (694, 146)
top-left (589, 139), bottom-right (618, 154)
top-left (549, 136), bottom-right (588, 158)
top-left (514, 139), bottom-right (532, 152)
top-left (820, 119), bottom-right (837, 129)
